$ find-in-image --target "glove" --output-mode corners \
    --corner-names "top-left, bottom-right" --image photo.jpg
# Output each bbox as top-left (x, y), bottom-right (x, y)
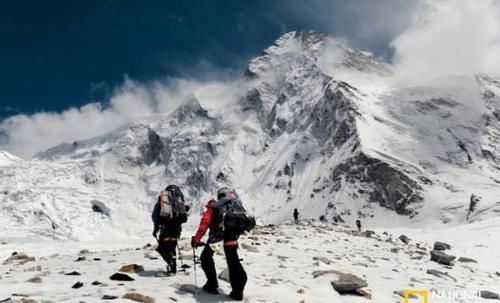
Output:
top-left (191, 236), bottom-right (203, 248)
top-left (153, 226), bottom-right (159, 238)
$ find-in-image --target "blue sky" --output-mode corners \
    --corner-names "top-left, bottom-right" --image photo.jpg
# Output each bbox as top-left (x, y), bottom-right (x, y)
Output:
top-left (0, 0), bottom-right (415, 119)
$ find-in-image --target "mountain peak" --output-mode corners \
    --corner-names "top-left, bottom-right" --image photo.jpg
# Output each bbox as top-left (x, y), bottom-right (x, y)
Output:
top-left (245, 30), bottom-right (390, 81)
top-left (244, 31), bottom-right (327, 79)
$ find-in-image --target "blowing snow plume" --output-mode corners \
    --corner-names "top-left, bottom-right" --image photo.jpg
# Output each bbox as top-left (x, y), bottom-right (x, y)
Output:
top-left (391, 0), bottom-right (500, 84)
top-left (0, 78), bottom-right (243, 158)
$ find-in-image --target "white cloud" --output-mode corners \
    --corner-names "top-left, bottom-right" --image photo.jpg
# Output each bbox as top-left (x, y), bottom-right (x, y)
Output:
top-left (391, 0), bottom-right (500, 84)
top-left (0, 77), bottom-right (242, 158)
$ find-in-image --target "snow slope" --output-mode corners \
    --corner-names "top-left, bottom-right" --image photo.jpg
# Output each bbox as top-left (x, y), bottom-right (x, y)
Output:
top-left (0, 151), bottom-right (21, 166)
top-left (0, 220), bottom-right (499, 302)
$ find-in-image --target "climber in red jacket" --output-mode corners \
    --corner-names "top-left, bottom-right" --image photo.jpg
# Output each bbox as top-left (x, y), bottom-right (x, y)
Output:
top-left (191, 188), bottom-right (247, 301)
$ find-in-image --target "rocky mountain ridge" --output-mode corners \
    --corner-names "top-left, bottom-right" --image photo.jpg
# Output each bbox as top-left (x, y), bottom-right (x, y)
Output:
top-left (1, 31), bottom-right (499, 240)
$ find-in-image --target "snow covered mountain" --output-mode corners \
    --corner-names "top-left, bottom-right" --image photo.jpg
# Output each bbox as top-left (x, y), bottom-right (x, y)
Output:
top-left (1, 31), bottom-right (499, 241)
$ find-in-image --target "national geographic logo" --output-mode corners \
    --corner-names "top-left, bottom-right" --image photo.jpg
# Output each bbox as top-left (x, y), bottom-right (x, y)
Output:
top-left (403, 289), bottom-right (483, 303)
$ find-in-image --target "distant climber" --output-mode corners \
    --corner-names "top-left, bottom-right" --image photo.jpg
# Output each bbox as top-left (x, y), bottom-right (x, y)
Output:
top-left (152, 185), bottom-right (190, 275)
top-left (191, 187), bottom-right (256, 301)
top-left (293, 208), bottom-right (299, 224)
top-left (356, 218), bottom-right (362, 232)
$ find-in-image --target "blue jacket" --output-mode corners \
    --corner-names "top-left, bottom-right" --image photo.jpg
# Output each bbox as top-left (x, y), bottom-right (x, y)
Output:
top-left (152, 202), bottom-right (161, 227)
top-left (152, 200), bottom-right (188, 229)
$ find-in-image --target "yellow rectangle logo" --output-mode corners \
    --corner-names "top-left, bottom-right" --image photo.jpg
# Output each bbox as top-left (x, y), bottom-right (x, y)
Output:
top-left (404, 289), bottom-right (429, 303)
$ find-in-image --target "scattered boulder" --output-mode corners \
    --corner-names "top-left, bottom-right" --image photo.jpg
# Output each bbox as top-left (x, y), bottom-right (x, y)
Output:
top-left (102, 295), bottom-right (118, 300)
top-left (480, 291), bottom-right (499, 300)
top-left (71, 282), bottom-right (84, 289)
top-left (399, 235), bottom-right (410, 244)
top-left (426, 269), bottom-right (456, 282)
top-left (433, 242), bottom-right (451, 251)
top-left (416, 243), bottom-right (427, 250)
top-left (64, 271), bottom-right (81, 276)
top-left (110, 273), bottom-right (135, 281)
top-left (74, 256), bottom-right (86, 262)
top-left (218, 268), bottom-right (230, 282)
top-left (91, 200), bottom-right (111, 217)
top-left (330, 271), bottom-right (368, 294)
top-left (331, 279), bottom-right (368, 294)
top-left (430, 250), bottom-right (456, 266)
top-left (79, 249), bottom-right (90, 255)
top-left (3, 252), bottom-right (35, 265)
top-left (119, 264), bottom-right (144, 273)
top-left (27, 276), bottom-right (42, 283)
top-left (91, 281), bottom-right (103, 286)
top-left (123, 292), bottom-right (155, 303)
top-left (457, 257), bottom-right (477, 263)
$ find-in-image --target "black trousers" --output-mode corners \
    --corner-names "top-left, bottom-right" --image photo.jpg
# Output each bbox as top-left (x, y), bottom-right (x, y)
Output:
top-left (156, 227), bottom-right (180, 272)
top-left (200, 240), bottom-right (247, 294)
top-left (157, 239), bottom-right (176, 262)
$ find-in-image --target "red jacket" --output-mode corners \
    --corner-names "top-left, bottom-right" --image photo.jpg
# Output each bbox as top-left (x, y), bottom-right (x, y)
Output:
top-left (193, 199), bottom-right (218, 242)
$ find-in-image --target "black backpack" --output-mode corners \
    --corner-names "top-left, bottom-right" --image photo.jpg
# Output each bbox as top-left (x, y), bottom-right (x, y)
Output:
top-left (160, 185), bottom-right (188, 223)
top-left (215, 197), bottom-right (256, 235)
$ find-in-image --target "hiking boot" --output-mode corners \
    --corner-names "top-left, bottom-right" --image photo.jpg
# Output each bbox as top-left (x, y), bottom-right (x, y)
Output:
top-left (166, 259), bottom-right (176, 274)
top-left (229, 291), bottom-right (243, 301)
top-left (202, 284), bottom-right (219, 295)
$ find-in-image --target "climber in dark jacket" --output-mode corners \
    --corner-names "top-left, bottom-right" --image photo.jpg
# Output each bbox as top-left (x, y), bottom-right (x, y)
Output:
top-left (356, 218), bottom-right (362, 232)
top-left (152, 185), bottom-right (189, 275)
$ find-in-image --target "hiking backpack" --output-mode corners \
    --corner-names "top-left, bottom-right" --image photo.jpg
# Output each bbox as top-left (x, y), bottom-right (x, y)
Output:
top-left (215, 197), bottom-right (256, 235)
top-left (159, 185), bottom-right (188, 223)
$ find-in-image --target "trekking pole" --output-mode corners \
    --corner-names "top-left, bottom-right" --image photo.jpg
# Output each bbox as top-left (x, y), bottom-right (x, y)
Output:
top-left (192, 247), bottom-right (198, 294)
top-left (176, 242), bottom-right (189, 272)
top-left (192, 242), bottom-right (205, 294)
